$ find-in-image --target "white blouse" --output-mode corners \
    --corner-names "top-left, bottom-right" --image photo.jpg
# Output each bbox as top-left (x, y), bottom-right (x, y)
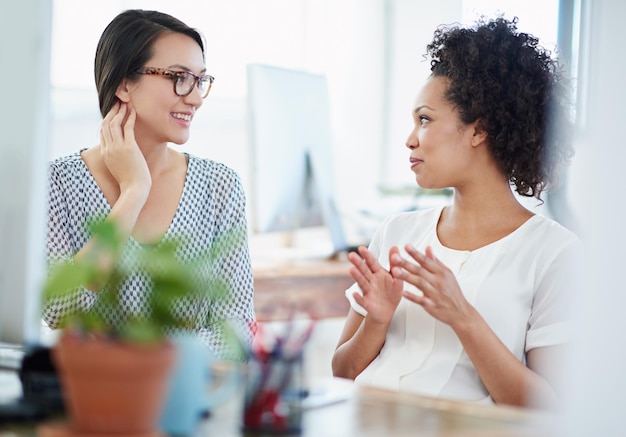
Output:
top-left (345, 206), bottom-right (581, 403)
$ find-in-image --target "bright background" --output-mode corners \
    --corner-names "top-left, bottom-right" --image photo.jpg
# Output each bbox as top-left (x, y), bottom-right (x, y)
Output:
top-left (48, 0), bottom-right (565, 247)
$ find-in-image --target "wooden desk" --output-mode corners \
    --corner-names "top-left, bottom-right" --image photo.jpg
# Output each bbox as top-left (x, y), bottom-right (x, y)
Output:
top-left (249, 228), bottom-right (360, 321)
top-left (200, 377), bottom-right (559, 437)
top-left (301, 378), bottom-right (557, 437)
top-left (0, 377), bottom-right (561, 437)
top-left (253, 259), bottom-right (354, 321)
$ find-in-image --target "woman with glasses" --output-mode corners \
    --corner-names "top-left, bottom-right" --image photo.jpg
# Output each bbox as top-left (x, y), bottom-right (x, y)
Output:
top-left (332, 17), bottom-right (581, 408)
top-left (43, 9), bottom-right (255, 359)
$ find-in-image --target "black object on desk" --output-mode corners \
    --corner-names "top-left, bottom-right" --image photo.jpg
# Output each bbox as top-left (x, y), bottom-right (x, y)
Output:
top-left (0, 346), bottom-right (64, 423)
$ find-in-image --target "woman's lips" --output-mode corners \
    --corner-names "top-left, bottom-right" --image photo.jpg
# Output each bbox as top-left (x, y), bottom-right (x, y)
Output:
top-left (171, 112), bottom-right (193, 126)
top-left (410, 157), bottom-right (423, 168)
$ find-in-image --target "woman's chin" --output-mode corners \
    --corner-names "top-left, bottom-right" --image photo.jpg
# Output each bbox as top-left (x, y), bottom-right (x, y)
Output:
top-left (169, 135), bottom-right (190, 146)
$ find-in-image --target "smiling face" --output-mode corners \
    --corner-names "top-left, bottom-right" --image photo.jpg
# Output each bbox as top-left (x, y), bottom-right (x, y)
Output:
top-left (405, 75), bottom-right (484, 190)
top-left (117, 32), bottom-right (206, 148)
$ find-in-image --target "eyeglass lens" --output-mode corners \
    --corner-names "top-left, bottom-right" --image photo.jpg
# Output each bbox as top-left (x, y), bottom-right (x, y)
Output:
top-left (175, 73), bottom-right (211, 97)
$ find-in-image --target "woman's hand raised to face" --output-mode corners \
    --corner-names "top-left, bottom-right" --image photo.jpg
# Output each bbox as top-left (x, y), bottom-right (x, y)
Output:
top-left (348, 245), bottom-right (405, 326)
top-left (391, 245), bottom-right (473, 329)
top-left (100, 102), bottom-right (152, 201)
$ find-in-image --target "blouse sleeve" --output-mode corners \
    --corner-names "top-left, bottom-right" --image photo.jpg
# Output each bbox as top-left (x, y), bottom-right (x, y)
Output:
top-left (200, 170), bottom-right (256, 360)
top-left (525, 237), bottom-right (584, 351)
top-left (46, 163), bottom-right (72, 264)
top-left (42, 162), bottom-right (97, 329)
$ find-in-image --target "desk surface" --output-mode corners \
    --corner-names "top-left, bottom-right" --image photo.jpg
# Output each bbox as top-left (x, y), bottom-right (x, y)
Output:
top-left (0, 376), bottom-right (560, 437)
top-left (202, 377), bottom-right (559, 437)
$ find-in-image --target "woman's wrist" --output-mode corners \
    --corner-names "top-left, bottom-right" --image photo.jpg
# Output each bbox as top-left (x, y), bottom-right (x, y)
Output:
top-left (363, 312), bottom-right (393, 334)
top-left (118, 182), bottom-right (151, 205)
top-left (108, 188), bottom-right (149, 237)
top-left (450, 304), bottom-right (482, 339)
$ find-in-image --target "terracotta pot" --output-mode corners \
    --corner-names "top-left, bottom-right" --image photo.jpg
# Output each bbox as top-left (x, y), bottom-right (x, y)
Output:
top-left (52, 331), bottom-right (176, 434)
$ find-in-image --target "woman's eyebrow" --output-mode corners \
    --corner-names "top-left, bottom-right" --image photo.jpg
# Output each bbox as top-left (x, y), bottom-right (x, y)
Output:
top-left (413, 105), bottom-right (434, 114)
top-left (167, 63), bottom-right (207, 74)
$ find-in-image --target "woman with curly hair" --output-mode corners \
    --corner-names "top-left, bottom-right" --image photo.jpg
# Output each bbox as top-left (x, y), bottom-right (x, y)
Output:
top-left (332, 17), bottom-right (581, 408)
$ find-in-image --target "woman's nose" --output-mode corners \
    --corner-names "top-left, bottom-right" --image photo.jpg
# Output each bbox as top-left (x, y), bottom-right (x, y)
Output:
top-left (184, 84), bottom-right (204, 108)
top-left (406, 128), bottom-right (418, 149)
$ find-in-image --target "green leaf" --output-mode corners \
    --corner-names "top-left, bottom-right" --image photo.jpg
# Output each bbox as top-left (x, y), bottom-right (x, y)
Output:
top-left (42, 217), bottom-right (245, 347)
top-left (44, 261), bottom-right (97, 301)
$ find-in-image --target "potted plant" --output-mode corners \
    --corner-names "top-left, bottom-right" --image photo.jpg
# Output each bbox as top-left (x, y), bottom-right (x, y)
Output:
top-left (38, 219), bottom-right (238, 436)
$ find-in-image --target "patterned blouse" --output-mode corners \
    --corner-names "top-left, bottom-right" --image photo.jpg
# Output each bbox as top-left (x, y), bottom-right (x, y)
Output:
top-left (43, 151), bottom-right (256, 359)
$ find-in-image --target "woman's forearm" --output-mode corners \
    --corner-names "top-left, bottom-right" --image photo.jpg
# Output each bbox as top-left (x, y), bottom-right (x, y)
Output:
top-left (453, 306), bottom-right (558, 408)
top-left (332, 315), bottom-right (389, 379)
top-left (74, 188), bottom-right (147, 291)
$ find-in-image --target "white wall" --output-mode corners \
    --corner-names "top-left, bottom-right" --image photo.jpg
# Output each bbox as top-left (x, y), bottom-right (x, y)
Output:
top-left (381, 0), bottom-right (561, 190)
top-left (47, 0), bottom-right (568, 240)
top-left (561, 1), bottom-right (626, 434)
top-left (382, 0), bottom-right (463, 191)
top-left (48, 0), bottom-right (386, 233)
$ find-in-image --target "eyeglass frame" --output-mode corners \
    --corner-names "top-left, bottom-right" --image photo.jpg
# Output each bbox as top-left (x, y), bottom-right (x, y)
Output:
top-left (135, 67), bottom-right (215, 98)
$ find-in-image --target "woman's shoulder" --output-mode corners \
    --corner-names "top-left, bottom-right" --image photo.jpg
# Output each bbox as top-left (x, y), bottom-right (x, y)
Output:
top-left (48, 151), bottom-right (89, 180)
top-left (507, 214), bottom-right (583, 270)
top-left (382, 206), bottom-right (443, 228)
top-left (372, 206), bottom-right (443, 242)
top-left (186, 154), bottom-right (242, 181)
top-left (49, 151), bottom-right (84, 168)
top-left (523, 214), bottom-right (580, 248)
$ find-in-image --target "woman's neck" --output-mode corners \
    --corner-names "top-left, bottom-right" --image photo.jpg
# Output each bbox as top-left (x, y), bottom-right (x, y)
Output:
top-left (437, 179), bottom-right (533, 251)
top-left (136, 141), bottom-right (179, 176)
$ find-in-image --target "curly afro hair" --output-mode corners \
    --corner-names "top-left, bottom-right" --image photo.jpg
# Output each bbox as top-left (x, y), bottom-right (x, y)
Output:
top-left (426, 16), bottom-right (574, 200)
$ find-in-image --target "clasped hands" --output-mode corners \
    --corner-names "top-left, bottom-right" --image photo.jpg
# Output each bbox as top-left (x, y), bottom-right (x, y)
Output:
top-left (348, 245), bottom-right (470, 328)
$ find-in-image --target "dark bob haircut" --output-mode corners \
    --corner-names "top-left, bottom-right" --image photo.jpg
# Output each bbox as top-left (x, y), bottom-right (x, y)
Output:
top-left (94, 9), bottom-right (204, 117)
top-left (426, 16), bottom-right (574, 200)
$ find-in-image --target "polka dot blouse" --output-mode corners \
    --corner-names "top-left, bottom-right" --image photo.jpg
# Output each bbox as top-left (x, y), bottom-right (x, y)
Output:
top-left (43, 151), bottom-right (256, 359)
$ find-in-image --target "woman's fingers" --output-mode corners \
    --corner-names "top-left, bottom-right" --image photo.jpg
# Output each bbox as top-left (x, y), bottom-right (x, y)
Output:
top-left (424, 245), bottom-right (437, 261)
top-left (405, 244), bottom-right (440, 273)
top-left (348, 262), bottom-right (367, 286)
top-left (109, 102), bottom-right (127, 144)
top-left (100, 102), bottom-right (119, 148)
top-left (98, 102), bottom-right (151, 196)
top-left (348, 249), bottom-right (377, 287)
top-left (391, 264), bottom-right (435, 298)
top-left (101, 102), bottom-right (133, 149)
top-left (388, 245), bottom-right (445, 299)
top-left (358, 246), bottom-right (385, 274)
top-left (348, 249), bottom-right (367, 271)
top-left (390, 245), bottom-right (468, 325)
top-left (391, 250), bottom-right (433, 283)
top-left (348, 247), bottom-right (382, 278)
top-left (348, 246), bottom-right (399, 297)
top-left (123, 107), bottom-right (136, 142)
top-left (352, 291), bottom-right (367, 308)
top-left (402, 291), bottom-right (433, 309)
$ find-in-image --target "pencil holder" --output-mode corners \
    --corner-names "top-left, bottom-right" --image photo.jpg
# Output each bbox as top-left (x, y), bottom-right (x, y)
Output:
top-left (242, 351), bottom-right (305, 434)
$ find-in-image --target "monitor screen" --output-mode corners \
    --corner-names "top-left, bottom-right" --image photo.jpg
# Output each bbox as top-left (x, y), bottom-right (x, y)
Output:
top-left (246, 64), bottom-right (348, 254)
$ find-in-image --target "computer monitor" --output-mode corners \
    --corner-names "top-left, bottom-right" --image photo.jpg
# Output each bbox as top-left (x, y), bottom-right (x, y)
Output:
top-left (0, 3), bottom-right (68, 422)
top-left (0, 0), bottom-right (51, 350)
top-left (246, 63), bottom-right (349, 255)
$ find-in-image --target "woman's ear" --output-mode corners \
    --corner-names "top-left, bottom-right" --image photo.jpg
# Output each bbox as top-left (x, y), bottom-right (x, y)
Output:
top-left (470, 120), bottom-right (488, 148)
top-left (115, 78), bottom-right (132, 103)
